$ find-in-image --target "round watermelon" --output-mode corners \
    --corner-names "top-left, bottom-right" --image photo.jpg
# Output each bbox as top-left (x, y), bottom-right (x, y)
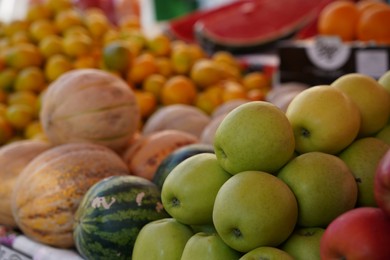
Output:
top-left (73, 175), bottom-right (170, 260)
top-left (152, 143), bottom-right (215, 190)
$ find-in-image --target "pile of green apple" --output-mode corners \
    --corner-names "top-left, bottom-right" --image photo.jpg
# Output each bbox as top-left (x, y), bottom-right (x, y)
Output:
top-left (131, 71), bottom-right (390, 259)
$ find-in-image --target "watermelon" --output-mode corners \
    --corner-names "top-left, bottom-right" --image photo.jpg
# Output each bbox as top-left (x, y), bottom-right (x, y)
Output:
top-left (168, 0), bottom-right (335, 54)
top-left (73, 175), bottom-right (170, 260)
top-left (152, 143), bottom-right (215, 190)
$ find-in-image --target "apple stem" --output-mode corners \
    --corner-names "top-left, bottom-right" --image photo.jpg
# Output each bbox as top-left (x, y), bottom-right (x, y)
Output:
top-left (300, 127), bottom-right (311, 138)
top-left (171, 197), bottom-right (180, 207)
top-left (232, 228), bottom-right (242, 238)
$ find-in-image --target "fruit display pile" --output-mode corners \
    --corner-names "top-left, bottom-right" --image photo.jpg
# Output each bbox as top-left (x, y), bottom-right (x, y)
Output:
top-left (0, 0), bottom-right (272, 146)
top-left (1, 0), bottom-right (390, 259)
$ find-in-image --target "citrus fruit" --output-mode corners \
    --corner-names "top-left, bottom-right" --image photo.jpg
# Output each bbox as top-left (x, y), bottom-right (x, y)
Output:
top-left (63, 33), bottom-right (93, 57)
top-left (44, 54), bottom-right (74, 82)
top-left (190, 59), bottom-right (225, 88)
top-left (29, 19), bottom-right (58, 42)
top-left (102, 40), bottom-right (132, 73)
top-left (38, 34), bottom-right (64, 58)
top-left (14, 67), bottom-right (46, 93)
top-left (134, 90), bottom-right (158, 119)
top-left (126, 53), bottom-right (158, 85)
top-left (5, 104), bottom-right (35, 130)
top-left (356, 4), bottom-right (390, 44)
top-left (318, 1), bottom-right (360, 41)
top-left (5, 43), bottom-right (43, 69)
top-left (161, 75), bottom-right (197, 105)
top-left (142, 74), bottom-right (166, 100)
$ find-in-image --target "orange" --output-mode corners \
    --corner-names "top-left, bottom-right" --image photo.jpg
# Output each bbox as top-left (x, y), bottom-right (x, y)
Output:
top-left (10, 31), bottom-right (32, 44)
top-left (126, 53), bottom-right (158, 85)
top-left (247, 88), bottom-right (266, 101)
top-left (190, 59), bottom-right (225, 88)
top-left (170, 44), bottom-right (194, 75)
top-left (242, 71), bottom-right (271, 91)
top-left (44, 54), bottom-right (74, 82)
top-left (63, 33), bottom-right (93, 57)
top-left (5, 103), bottom-right (35, 130)
top-left (0, 68), bottom-right (18, 92)
top-left (195, 86), bottom-right (224, 115)
top-left (5, 43), bottom-right (43, 69)
top-left (73, 55), bottom-right (99, 69)
top-left (54, 9), bottom-right (83, 33)
top-left (29, 19), bottom-right (58, 42)
top-left (356, 4), bottom-right (390, 44)
top-left (84, 11), bottom-right (111, 39)
top-left (142, 74), bottom-right (167, 100)
top-left (102, 40), bottom-right (132, 73)
top-left (14, 67), bottom-right (46, 93)
top-left (7, 90), bottom-right (38, 106)
top-left (318, 1), bottom-right (360, 41)
top-left (26, 3), bottom-right (53, 22)
top-left (134, 90), bottom-right (158, 119)
top-left (220, 80), bottom-right (247, 102)
top-left (38, 34), bottom-right (64, 58)
top-left (356, 0), bottom-right (388, 14)
top-left (160, 75), bottom-right (197, 105)
top-left (24, 120), bottom-right (45, 139)
top-left (155, 57), bottom-right (174, 78)
top-left (146, 34), bottom-right (172, 57)
top-left (0, 116), bottom-right (13, 145)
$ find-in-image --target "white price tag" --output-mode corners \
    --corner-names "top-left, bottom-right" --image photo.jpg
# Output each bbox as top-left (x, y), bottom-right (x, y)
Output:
top-left (356, 49), bottom-right (388, 79)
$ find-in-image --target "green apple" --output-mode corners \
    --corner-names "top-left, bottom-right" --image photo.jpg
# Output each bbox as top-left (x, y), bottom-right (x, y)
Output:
top-left (240, 246), bottom-right (294, 260)
top-left (277, 152), bottom-right (358, 227)
top-left (213, 101), bottom-right (295, 175)
top-left (338, 137), bottom-right (390, 207)
top-left (331, 73), bottom-right (390, 137)
top-left (212, 171), bottom-right (298, 253)
top-left (376, 123), bottom-right (390, 145)
top-left (181, 232), bottom-right (242, 260)
top-left (279, 227), bottom-right (325, 260)
top-left (285, 85), bottom-right (360, 154)
top-left (161, 153), bottom-right (231, 225)
top-left (378, 70), bottom-right (390, 94)
top-left (132, 218), bottom-right (194, 260)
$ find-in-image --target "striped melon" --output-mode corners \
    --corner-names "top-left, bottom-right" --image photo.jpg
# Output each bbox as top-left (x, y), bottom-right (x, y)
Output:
top-left (73, 175), bottom-right (170, 260)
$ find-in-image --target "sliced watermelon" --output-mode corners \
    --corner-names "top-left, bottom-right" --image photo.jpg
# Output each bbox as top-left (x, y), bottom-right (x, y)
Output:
top-left (168, 0), bottom-right (336, 54)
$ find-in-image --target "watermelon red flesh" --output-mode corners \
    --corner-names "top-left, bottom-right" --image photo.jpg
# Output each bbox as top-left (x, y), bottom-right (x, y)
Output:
top-left (73, 175), bottom-right (170, 260)
top-left (167, 1), bottom-right (250, 43)
top-left (169, 0), bottom-right (336, 49)
top-left (196, 0), bottom-right (335, 46)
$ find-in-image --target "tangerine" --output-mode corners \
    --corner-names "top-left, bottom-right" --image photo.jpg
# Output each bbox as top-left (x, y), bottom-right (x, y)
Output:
top-left (160, 75), bottom-right (197, 105)
top-left (356, 4), bottom-right (390, 44)
top-left (318, 1), bottom-right (360, 41)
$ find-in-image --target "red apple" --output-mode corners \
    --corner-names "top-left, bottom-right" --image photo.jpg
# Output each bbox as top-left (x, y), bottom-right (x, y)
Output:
top-left (320, 207), bottom-right (390, 260)
top-left (375, 148), bottom-right (390, 217)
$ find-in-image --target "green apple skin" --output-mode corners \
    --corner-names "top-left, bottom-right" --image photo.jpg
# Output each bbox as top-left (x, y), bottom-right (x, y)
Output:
top-left (277, 152), bottom-right (358, 228)
top-left (332, 73), bottom-right (390, 137)
top-left (338, 137), bottom-right (390, 207)
top-left (279, 227), bottom-right (325, 260)
top-left (132, 218), bottom-right (194, 260)
top-left (212, 171), bottom-right (298, 253)
top-left (213, 101), bottom-right (295, 175)
top-left (161, 153), bottom-right (231, 225)
top-left (190, 223), bottom-right (217, 234)
top-left (376, 123), bottom-right (390, 145)
top-left (240, 246), bottom-right (294, 260)
top-left (285, 85), bottom-right (360, 155)
top-left (181, 232), bottom-right (242, 260)
top-left (378, 70), bottom-right (390, 94)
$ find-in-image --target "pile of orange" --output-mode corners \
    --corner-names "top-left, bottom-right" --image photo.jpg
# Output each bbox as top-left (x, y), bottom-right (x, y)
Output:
top-left (317, 0), bottom-right (390, 44)
top-left (0, 0), bottom-right (273, 146)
